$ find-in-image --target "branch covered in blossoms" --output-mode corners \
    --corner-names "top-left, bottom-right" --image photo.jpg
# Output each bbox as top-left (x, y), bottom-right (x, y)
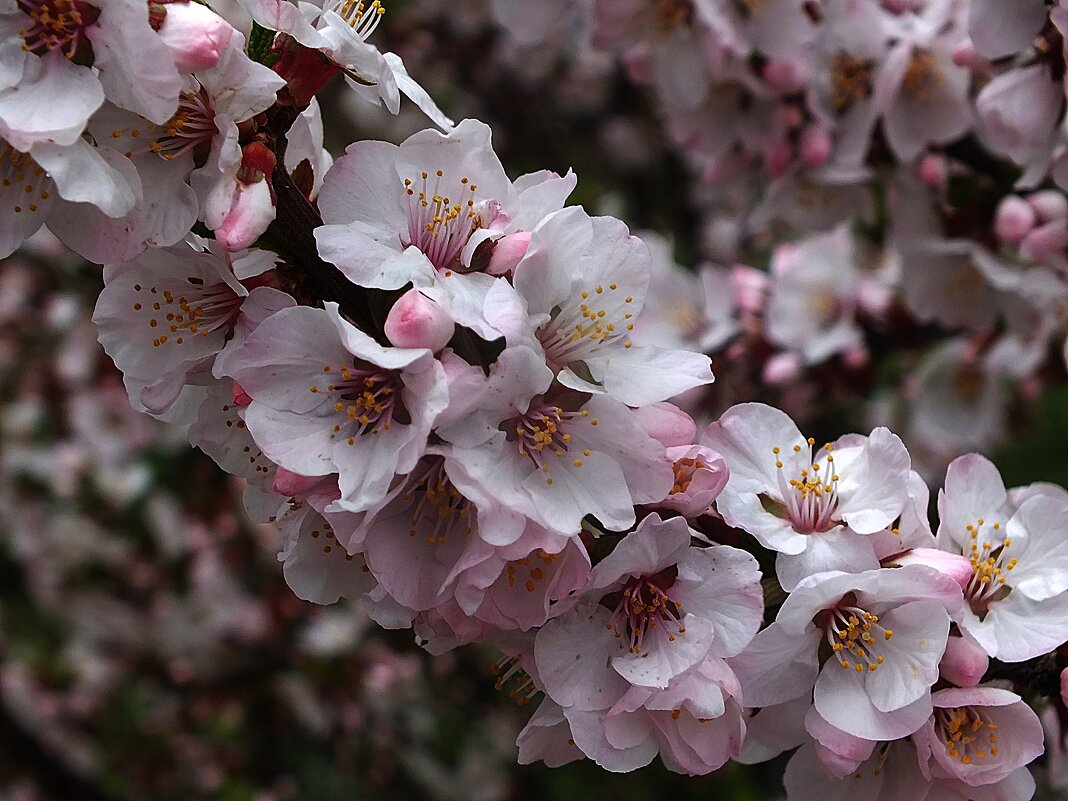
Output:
top-left (8, 0), bottom-right (1068, 798)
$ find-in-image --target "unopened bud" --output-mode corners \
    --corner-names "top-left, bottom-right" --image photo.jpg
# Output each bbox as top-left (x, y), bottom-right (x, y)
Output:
top-left (273, 467), bottom-right (330, 498)
top-left (763, 351), bottom-right (801, 385)
top-left (731, 265), bottom-right (769, 314)
top-left (486, 231), bottom-right (531, 276)
top-left (1019, 220), bottom-right (1068, 263)
top-left (892, 548), bottom-right (974, 590)
top-left (232, 381), bottom-right (252, 407)
top-left (659, 444), bottom-right (729, 517)
top-left (384, 289), bottom-right (455, 352)
top-left (1027, 190), bottom-right (1068, 223)
top-left (918, 154), bottom-right (947, 188)
top-left (216, 179), bottom-right (275, 251)
top-left (939, 635), bottom-right (989, 688)
top-left (155, 0), bottom-right (234, 72)
top-left (762, 59), bottom-right (804, 92)
top-left (800, 125), bottom-right (832, 167)
top-left (994, 196), bottom-right (1037, 244)
top-left (632, 402), bottom-right (696, 448)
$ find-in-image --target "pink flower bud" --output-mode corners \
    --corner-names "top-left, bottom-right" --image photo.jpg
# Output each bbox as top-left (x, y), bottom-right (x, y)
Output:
top-left (762, 351), bottom-right (801, 385)
top-left (1019, 219), bottom-right (1068, 263)
top-left (892, 548), bottom-right (974, 590)
top-left (855, 277), bottom-right (892, 317)
top-left (273, 468), bottom-right (331, 498)
top-left (800, 125), bottom-right (832, 167)
top-left (216, 179), bottom-right (275, 252)
top-left (918, 154), bottom-right (947, 187)
top-left (730, 265), bottom-right (769, 314)
top-left (762, 59), bottom-right (804, 92)
top-left (951, 41), bottom-right (988, 70)
top-left (994, 196), bottom-right (1037, 244)
top-left (630, 402), bottom-right (697, 447)
top-left (764, 139), bottom-right (792, 177)
top-left (939, 635), bottom-right (989, 688)
top-left (156, 0), bottom-right (234, 72)
top-left (659, 444), bottom-right (729, 517)
top-left (1061, 667), bottom-right (1068, 707)
top-left (1027, 190), bottom-right (1068, 222)
top-left (843, 345), bottom-right (869, 370)
top-left (232, 381), bottom-right (252, 407)
top-left (486, 231), bottom-right (531, 276)
top-left (384, 289), bottom-right (455, 352)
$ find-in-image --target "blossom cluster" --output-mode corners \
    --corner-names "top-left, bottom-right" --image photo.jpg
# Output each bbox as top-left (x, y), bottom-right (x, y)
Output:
top-left (6, 0), bottom-right (1068, 798)
top-left (481, 0), bottom-right (1068, 480)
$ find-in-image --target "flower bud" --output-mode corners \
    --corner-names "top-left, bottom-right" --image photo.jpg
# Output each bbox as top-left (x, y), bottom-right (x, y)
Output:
top-left (1027, 190), bottom-right (1068, 222)
top-left (273, 468), bottom-right (330, 498)
top-left (232, 381), bottom-right (252, 407)
top-left (659, 444), bottom-right (729, 517)
top-left (892, 548), bottom-right (974, 590)
top-left (994, 196), bottom-right (1037, 244)
top-left (216, 179), bottom-right (275, 252)
top-left (731, 265), bottom-right (769, 314)
top-left (486, 231), bottom-right (531, 276)
top-left (631, 402), bottom-right (696, 447)
top-left (800, 125), bottom-right (832, 167)
top-left (762, 59), bottom-right (805, 92)
top-left (384, 289), bottom-right (455, 352)
top-left (155, 1), bottom-right (234, 72)
top-left (918, 154), bottom-right (947, 187)
top-left (762, 351), bottom-right (801, 385)
top-left (1019, 219), bottom-right (1068, 263)
top-left (1061, 667), bottom-right (1068, 707)
top-left (939, 635), bottom-right (989, 688)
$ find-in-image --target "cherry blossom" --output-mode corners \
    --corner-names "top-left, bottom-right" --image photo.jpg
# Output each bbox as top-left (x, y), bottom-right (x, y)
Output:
top-left (704, 403), bottom-right (911, 589)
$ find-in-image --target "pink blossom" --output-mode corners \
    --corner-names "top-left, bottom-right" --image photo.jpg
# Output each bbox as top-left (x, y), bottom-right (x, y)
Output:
top-left (914, 686), bottom-right (1045, 787)
top-left (535, 514), bottom-right (762, 700)
top-left (731, 566), bottom-right (964, 741)
top-left (704, 403), bottom-right (911, 590)
top-left (222, 303), bottom-right (448, 513)
top-left (936, 454), bottom-right (1068, 662)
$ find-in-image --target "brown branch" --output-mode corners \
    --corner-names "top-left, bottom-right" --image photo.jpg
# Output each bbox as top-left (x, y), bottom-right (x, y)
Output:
top-left (261, 106), bottom-right (381, 336)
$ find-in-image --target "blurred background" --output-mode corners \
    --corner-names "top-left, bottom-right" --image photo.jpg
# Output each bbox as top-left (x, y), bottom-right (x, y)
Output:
top-left (3, 0), bottom-right (1068, 798)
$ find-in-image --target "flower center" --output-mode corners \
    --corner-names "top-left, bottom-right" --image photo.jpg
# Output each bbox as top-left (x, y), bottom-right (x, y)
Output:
top-left (829, 52), bottom-right (873, 114)
top-left (606, 573), bottom-right (685, 654)
top-left (935, 706), bottom-right (1000, 765)
top-left (109, 89), bottom-right (218, 163)
top-left (313, 360), bottom-right (405, 444)
top-left (0, 139), bottom-right (50, 216)
top-left (16, 0), bottom-right (97, 61)
top-left (537, 283), bottom-right (636, 369)
top-left (671, 456), bottom-right (707, 495)
top-left (509, 401), bottom-right (594, 486)
top-left (825, 606), bottom-right (894, 673)
top-left (772, 438), bottom-right (840, 534)
top-left (963, 518), bottom-right (1016, 611)
top-left (652, 0), bottom-right (691, 31)
top-left (492, 654), bottom-right (537, 706)
top-left (129, 278), bottom-right (243, 349)
top-left (403, 170), bottom-right (480, 271)
top-left (329, 0), bottom-right (384, 41)
top-left (505, 550), bottom-right (557, 593)
top-left (902, 49), bottom-right (941, 103)
top-left (397, 457), bottom-right (473, 545)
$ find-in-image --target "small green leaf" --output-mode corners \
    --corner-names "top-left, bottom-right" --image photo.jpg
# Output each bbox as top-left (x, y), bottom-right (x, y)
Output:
top-left (247, 21), bottom-right (280, 67)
